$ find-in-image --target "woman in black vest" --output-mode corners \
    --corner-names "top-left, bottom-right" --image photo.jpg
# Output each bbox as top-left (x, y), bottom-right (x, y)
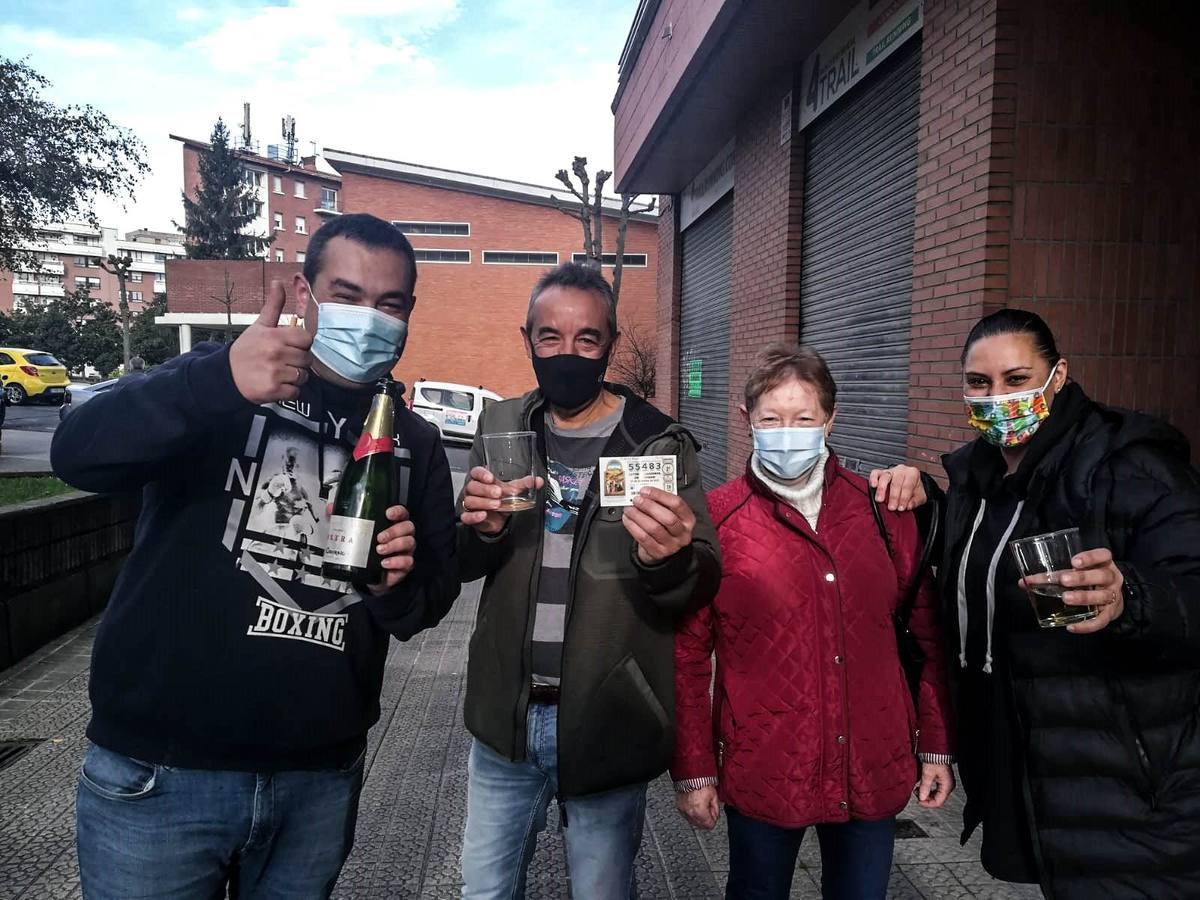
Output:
top-left (874, 309), bottom-right (1200, 899)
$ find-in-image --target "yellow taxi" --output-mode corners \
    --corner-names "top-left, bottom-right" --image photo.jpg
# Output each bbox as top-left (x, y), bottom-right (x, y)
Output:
top-left (0, 348), bottom-right (71, 405)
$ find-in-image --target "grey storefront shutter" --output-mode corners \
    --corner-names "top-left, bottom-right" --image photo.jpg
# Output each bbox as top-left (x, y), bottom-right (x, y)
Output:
top-left (799, 38), bottom-right (921, 475)
top-left (679, 194), bottom-right (734, 489)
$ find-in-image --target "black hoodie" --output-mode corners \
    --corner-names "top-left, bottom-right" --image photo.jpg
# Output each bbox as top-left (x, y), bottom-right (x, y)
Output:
top-left (51, 342), bottom-right (460, 771)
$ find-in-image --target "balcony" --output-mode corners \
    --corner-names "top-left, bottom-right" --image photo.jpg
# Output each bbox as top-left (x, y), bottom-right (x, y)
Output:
top-left (15, 259), bottom-right (65, 276)
top-left (314, 198), bottom-right (341, 216)
top-left (13, 282), bottom-right (65, 298)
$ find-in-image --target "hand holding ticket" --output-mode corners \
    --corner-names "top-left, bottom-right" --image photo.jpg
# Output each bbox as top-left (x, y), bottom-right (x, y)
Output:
top-left (611, 455), bottom-right (695, 565)
top-left (599, 455), bottom-right (678, 507)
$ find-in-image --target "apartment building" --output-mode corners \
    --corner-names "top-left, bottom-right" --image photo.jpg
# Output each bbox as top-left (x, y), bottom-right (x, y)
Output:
top-left (0, 224), bottom-right (185, 314)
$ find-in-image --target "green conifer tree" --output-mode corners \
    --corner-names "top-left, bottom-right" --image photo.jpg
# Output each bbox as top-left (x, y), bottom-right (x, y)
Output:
top-left (177, 119), bottom-right (271, 259)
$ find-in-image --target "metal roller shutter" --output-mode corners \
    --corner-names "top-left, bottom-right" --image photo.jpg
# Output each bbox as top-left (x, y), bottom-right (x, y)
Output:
top-left (799, 38), bottom-right (921, 475)
top-left (679, 194), bottom-right (734, 489)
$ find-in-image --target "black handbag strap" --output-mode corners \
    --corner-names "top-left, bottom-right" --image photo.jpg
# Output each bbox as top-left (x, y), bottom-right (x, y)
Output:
top-left (869, 490), bottom-right (939, 624)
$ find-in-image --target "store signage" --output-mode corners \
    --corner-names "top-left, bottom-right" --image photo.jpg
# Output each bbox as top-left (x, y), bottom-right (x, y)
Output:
top-left (798, 0), bottom-right (922, 131)
top-left (680, 139), bottom-right (735, 231)
top-left (687, 359), bottom-right (703, 397)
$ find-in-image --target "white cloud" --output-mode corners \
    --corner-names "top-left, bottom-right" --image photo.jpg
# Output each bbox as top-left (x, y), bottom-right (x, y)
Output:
top-left (176, 7), bottom-right (207, 23)
top-left (0, 3), bottom-right (629, 238)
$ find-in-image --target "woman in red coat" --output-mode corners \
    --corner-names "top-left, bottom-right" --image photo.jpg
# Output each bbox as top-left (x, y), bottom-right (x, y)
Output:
top-left (671, 344), bottom-right (955, 900)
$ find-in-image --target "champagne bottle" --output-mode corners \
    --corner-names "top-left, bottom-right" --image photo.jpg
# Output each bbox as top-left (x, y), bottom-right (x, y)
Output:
top-left (324, 379), bottom-right (397, 585)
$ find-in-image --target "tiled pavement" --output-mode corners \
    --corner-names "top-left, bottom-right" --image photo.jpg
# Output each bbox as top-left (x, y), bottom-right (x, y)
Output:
top-left (0, 588), bottom-right (1041, 899)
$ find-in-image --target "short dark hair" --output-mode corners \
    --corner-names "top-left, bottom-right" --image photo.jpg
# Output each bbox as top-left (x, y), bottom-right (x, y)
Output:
top-left (962, 308), bottom-right (1060, 366)
top-left (302, 214), bottom-right (417, 290)
top-left (129, 355), bottom-right (145, 370)
top-left (525, 262), bottom-right (618, 341)
top-left (744, 343), bottom-right (837, 415)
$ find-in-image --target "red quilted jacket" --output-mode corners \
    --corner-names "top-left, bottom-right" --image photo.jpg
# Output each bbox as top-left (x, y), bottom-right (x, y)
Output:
top-left (671, 456), bottom-right (953, 828)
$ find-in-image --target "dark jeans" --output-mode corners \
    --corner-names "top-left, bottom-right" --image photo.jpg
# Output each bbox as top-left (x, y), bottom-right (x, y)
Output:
top-left (725, 806), bottom-right (896, 900)
top-left (76, 742), bottom-right (364, 899)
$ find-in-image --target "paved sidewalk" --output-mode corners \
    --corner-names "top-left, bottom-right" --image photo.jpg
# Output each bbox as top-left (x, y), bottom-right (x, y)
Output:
top-left (0, 589), bottom-right (1040, 899)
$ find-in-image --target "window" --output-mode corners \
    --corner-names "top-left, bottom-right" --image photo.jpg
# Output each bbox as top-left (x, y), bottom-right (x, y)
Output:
top-left (296, 251), bottom-right (306, 263)
top-left (274, 213), bottom-right (284, 231)
top-left (129, 291), bottom-right (144, 302)
top-left (155, 253), bottom-right (169, 262)
top-left (273, 175), bottom-right (283, 194)
top-left (25, 353), bottom-right (61, 366)
top-left (129, 272), bottom-right (143, 283)
top-left (295, 216), bottom-right (307, 235)
top-left (482, 251), bottom-right (558, 266)
top-left (242, 169), bottom-right (264, 190)
top-left (275, 250), bottom-right (284, 262)
top-left (74, 256), bottom-right (100, 268)
top-left (75, 276), bottom-right (102, 289)
top-left (294, 180), bottom-right (306, 199)
top-left (413, 249), bottom-right (470, 264)
top-left (319, 187), bottom-right (338, 211)
top-left (419, 388), bottom-right (473, 412)
top-left (0, 352), bottom-right (14, 365)
top-left (393, 221), bottom-right (469, 237)
top-left (571, 252), bottom-right (649, 268)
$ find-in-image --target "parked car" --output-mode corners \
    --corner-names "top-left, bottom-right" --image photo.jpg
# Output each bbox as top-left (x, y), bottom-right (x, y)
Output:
top-left (60, 379), bottom-right (120, 421)
top-left (0, 348), bottom-right (71, 405)
top-left (410, 379), bottom-right (502, 442)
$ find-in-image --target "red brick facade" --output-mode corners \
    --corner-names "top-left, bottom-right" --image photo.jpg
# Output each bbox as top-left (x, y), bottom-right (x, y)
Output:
top-left (907, 0), bottom-right (1017, 470)
top-left (633, 0), bottom-right (1197, 477)
top-left (654, 196), bottom-right (683, 415)
top-left (164, 259), bottom-right (302, 316)
top-left (725, 73), bottom-right (807, 476)
top-left (340, 172), bottom-right (657, 401)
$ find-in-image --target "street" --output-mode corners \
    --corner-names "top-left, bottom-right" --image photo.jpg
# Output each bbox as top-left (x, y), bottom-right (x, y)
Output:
top-left (0, 404), bottom-right (57, 474)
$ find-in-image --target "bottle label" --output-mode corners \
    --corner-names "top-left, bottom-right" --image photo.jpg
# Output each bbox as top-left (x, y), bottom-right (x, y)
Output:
top-left (352, 432), bottom-right (395, 462)
top-left (325, 515), bottom-right (375, 569)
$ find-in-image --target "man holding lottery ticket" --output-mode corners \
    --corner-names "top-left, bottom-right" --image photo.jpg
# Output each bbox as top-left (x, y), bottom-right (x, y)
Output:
top-left (457, 261), bottom-right (721, 899)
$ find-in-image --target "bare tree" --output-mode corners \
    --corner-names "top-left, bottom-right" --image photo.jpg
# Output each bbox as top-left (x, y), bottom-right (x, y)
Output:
top-left (214, 270), bottom-right (236, 343)
top-left (97, 253), bottom-right (133, 369)
top-left (552, 156), bottom-right (655, 306)
top-left (609, 319), bottom-right (657, 401)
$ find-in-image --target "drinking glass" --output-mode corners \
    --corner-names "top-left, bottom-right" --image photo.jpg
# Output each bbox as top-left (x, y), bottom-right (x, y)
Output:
top-left (483, 431), bottom-right (538, 512)
top-left (1009, 527), bottom-right (1099, 628)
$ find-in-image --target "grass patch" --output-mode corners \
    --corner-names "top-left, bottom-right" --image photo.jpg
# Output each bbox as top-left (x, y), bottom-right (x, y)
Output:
top-left (0, 476), bottom-right (76, 509)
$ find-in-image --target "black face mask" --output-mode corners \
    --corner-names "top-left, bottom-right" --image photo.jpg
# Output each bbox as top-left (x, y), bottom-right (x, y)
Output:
top-left (531, 351), bottom-right (610, 412)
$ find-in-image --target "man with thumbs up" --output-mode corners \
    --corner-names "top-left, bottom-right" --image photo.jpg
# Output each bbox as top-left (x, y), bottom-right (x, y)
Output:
top-left (52, 214), bottom-right (460, 898)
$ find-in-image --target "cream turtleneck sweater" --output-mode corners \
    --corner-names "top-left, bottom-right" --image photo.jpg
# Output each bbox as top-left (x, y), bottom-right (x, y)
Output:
top-left (750, 446), bottom-right (830, 530)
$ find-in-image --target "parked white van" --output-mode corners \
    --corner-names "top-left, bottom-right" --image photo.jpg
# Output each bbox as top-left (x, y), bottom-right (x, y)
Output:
top-left (410, 380), bottom-right (503, 442)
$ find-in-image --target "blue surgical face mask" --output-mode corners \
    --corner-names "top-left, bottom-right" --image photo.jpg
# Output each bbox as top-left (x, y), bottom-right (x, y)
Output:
top-left (752, 426), bottom-right (827, 481)
top-left (309, 292), bottom-right (408, 385)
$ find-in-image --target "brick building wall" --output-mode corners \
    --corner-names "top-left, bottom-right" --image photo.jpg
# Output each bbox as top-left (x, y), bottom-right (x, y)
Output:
top-left (1003, 1), bottom-right (1199, 452)
top-left (654, 196), bottom-right (682, 416)
top-left (725, 73), bottom-right (806, 477)
top-left (341, 173), bottom-right (658, 401)
top-left (164, 260), bottom-right (303, 316)
top-left (906, 0), bottom-right (1015, 472)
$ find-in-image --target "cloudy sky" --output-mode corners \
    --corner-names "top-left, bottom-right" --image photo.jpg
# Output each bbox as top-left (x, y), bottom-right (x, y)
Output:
top-left (0, 0), bottom-right (638, 234)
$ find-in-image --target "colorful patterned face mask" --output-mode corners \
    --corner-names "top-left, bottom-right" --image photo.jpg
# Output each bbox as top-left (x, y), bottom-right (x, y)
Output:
top-left (964, 369), bottom-right (1056, 448)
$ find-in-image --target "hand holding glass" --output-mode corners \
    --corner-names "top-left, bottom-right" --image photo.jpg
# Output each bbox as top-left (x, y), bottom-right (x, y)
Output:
top-left (483, 431), bottom-right (537, 512)
top-left (1009, 527), bottom-right (1099, 628)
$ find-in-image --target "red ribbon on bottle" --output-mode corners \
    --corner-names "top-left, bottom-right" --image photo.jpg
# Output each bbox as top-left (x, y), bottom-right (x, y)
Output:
top-left (352, 432), bottom-right (395, 461)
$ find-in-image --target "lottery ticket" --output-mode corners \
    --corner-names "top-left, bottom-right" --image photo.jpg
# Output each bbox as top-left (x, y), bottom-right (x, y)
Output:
top-left (598, 455), bottom-right (678, 507)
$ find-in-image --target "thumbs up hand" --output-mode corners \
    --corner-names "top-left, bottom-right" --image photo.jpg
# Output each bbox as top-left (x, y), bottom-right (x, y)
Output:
top-left (229, 280), bottom-right (314, 404)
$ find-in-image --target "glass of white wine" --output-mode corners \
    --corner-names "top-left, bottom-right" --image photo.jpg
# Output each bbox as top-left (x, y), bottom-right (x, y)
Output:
top-left (483, 431), bottom-right (538, 512)
top-left (1009, 527), bottom-right (1099, 628)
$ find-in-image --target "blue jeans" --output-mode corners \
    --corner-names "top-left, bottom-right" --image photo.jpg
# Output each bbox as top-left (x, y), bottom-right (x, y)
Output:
top-left (76, 741), bottom-right (364, 899)
top-left (725, 806), bottom-right (896, 900)
top-left (461, 703), bottom-right (647, 899)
